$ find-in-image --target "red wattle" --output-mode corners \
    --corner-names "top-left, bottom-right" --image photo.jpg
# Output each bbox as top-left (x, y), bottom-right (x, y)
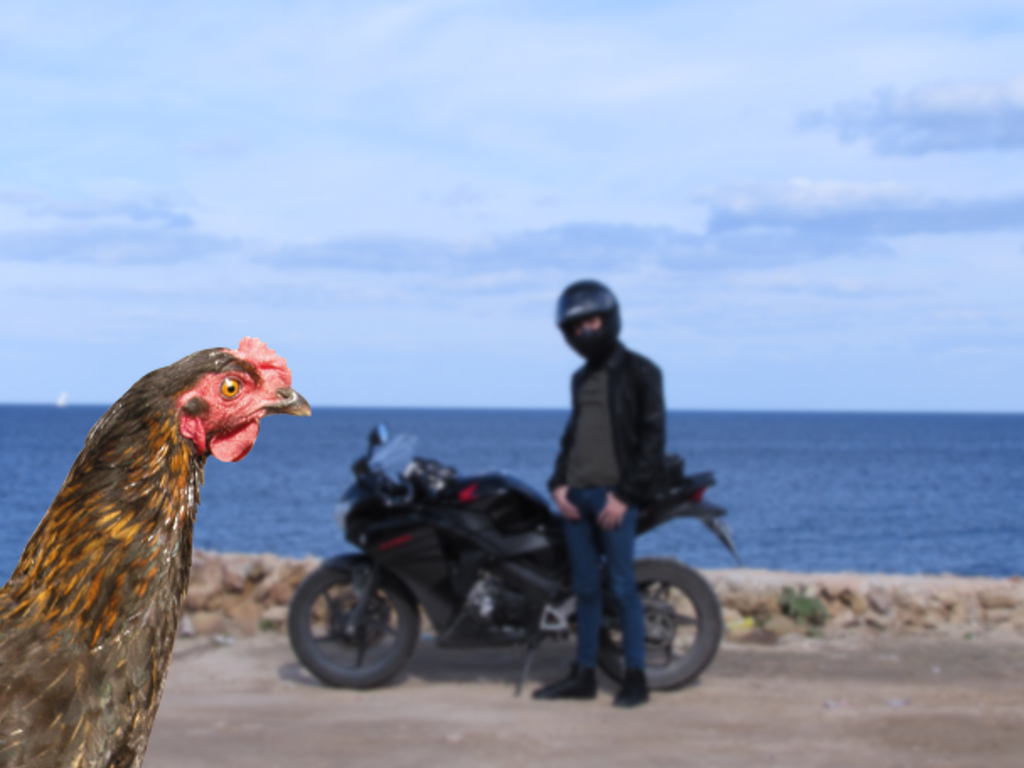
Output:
top-left (209, 420), bottom-right (261, 463)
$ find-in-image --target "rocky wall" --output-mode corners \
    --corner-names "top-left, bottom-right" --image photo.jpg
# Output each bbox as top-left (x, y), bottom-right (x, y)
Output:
top-left (178, 550), bottom-right (1024, 642)
top-left (708, 568), bottom-right (1024, 641)
top-left (178, 550), bottom-right (322, 637)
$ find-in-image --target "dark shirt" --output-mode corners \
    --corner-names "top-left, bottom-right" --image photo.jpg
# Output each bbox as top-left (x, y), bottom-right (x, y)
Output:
top-left (566, 367), bottom-right (620, 488)
top-left (550, 343), bottom-right (666, 507)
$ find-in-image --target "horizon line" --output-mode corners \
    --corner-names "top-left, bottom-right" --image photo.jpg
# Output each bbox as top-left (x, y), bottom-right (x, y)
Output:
top-left (1, 402), bottom-right (1021, 418)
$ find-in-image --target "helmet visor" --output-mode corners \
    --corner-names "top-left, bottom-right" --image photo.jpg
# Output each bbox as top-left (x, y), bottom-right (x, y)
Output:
top-left (556, 282), bottom-right (617, 327)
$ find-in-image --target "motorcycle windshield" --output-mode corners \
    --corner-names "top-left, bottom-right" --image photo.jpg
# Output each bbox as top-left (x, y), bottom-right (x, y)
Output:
top-left (368, 433), bottom-right (417, 481)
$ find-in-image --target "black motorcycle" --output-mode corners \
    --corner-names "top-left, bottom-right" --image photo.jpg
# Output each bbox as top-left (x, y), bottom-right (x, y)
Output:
top-left (288, 425), bottom-right (741, 693)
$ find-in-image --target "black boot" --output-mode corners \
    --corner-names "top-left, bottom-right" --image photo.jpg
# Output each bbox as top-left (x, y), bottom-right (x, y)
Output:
top-left (613, 667), bottom-right (649, 708)
top-left (532, 664), bottom-right (597, 700)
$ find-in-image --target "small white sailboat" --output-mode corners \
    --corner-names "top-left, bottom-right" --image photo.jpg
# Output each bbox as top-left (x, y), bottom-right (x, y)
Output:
top-left (56, 392), bottom-right (68, 408)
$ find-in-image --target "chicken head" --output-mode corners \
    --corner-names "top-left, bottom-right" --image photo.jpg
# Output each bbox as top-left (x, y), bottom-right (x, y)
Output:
top-left (177, 336), bottom-right (312, 462)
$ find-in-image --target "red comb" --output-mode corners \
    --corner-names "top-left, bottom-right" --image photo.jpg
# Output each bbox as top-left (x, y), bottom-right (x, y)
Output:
top-left (233, 337), bottom-right (292, 385)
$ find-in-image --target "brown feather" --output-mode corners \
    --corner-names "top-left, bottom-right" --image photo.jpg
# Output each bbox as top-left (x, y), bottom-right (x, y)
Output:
top-left (0, 345), bottom-right (307, 768)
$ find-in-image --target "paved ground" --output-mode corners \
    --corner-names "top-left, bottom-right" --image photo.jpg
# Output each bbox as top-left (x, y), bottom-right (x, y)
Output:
top-left (145, 632), bottom-right (1024, 768)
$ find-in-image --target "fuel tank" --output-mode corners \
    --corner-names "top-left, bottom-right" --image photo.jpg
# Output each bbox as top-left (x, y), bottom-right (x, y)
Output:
top-left (446, 472), bottom-right (553, 535)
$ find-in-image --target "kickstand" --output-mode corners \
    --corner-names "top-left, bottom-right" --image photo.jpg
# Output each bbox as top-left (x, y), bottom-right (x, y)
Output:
top-left (514, 636), bottom-right (541, 697)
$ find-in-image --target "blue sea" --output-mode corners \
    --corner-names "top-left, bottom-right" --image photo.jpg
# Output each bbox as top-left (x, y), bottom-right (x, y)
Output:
top-left (1, 406), bottom-right (1021, 584)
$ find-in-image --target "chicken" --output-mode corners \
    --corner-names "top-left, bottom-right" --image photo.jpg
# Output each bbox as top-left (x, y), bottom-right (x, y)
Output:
top-left (0, 337), bottom-right (310, 768)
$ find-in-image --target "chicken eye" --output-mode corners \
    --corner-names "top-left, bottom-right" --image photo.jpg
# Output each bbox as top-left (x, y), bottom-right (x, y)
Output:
top-left (220, 378), bottom-right (242, 398)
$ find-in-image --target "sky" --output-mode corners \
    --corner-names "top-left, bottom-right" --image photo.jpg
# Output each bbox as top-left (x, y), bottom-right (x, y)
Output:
top-left (1, 0), bottom-right (1023, 412)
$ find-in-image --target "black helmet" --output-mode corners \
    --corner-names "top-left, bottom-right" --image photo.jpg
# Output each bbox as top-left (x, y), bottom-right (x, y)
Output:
top-left (556, 280), bottom-right (621, 363)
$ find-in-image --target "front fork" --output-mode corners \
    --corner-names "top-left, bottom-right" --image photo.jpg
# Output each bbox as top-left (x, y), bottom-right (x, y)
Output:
top-left (343, 562), bottom-right (380, 667)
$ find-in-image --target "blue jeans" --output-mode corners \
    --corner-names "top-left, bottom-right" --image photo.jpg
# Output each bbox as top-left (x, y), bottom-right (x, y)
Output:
top-left (563, 487), bottom-right (646, 670)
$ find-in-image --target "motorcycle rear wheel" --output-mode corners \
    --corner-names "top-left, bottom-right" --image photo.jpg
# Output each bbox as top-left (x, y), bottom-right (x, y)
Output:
top-left (288, 564), bottom-right (420, 688)
top-left (597, 557), bottom-right (723, 690)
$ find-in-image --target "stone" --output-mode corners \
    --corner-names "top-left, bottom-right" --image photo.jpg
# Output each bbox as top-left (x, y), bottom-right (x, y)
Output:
top-left (190, 610), bottom-right (228, 636)
top-left (721, 607), bottom-right (743, 624)
top-left (281, 562), bottom-right (313, 588)
top-left (184, 581), bottom-right (220, 612)
top-left (714, 582), bottom-right (744, 610)
top-left (253, 571), bottom-right (279, 603)
top-left (819, 583), bottom-right (842, 601)
top-left (764, 614), bottom-right (802, 637)
top-left (946, 599), bottom-right (969, 626)
top-left (186, 556), bottom-right (224, 610)
top-left (221, 555), bottom-right (269, 591)
top-left (821, 597), bottom-right (844, 618)
top-left (841, 590), bottom-right (868, 616)
top-left (823, 575), bottom-right (867, 595)
top-left (222, 562), bottom-right (249, 593)
top-left (669, 590), bottom-right (698, 613)
top-left (742, 586), bottom-right (783, 619)
top-left (965, 597), bottom-right (982, 625)
top-left (894, 586), bottom-right (928, 613)
top-left (715, 582), bottom-right (740, 608)
top-left (225, 598), bottom-right (263, 635)
top-left (979, 589), bottom-right (1019, 610)
top-left (261, 605), bottom-right (289, 627)
top-left (270, 582), bottom-right (295, 606)
top-left (831, 608), bottom-right (859, 628)
top-left (900, 614), bottom-right (925, 632)
top-left (225, 597), bottom-right (262, 621)
top-left (246, 558), bottom-right (268, 582)
top-left (985, 607), bottom-right (1015, 625)
top-left (867, 586), bottom-right (893, 615)
top-left (205, 592), bottom-right (225, 611)
top-left (865, 611), bottom-right (894, 630)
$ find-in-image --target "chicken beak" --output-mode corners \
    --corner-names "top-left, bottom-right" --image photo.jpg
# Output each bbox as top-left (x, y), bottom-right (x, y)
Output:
top-left (264, 387), bottom-right (312, 417)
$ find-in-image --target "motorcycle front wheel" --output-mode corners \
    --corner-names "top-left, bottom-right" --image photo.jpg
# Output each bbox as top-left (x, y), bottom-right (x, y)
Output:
top-left (598, 557), bottom-right (723, 690)
top-left (288, 564), bottom-right (420, 688)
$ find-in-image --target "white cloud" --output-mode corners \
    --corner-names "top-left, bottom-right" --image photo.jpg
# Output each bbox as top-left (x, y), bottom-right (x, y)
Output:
top-left (0, 189), bottom-right (195, 229)
top-left (8, 181), bottom-right (1024, 278)
top-left (704, 180), bottom-right (1024, 237)
top-left (803, 77), bottom-right (1024, 155)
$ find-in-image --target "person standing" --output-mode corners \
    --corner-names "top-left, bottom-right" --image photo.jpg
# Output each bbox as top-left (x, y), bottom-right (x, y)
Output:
top-left (533, 280), bottom-right (666, 708)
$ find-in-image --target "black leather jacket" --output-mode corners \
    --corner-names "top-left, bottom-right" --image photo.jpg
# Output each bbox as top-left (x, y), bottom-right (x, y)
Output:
top-left (549, 343), bottom-right (666, 507)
